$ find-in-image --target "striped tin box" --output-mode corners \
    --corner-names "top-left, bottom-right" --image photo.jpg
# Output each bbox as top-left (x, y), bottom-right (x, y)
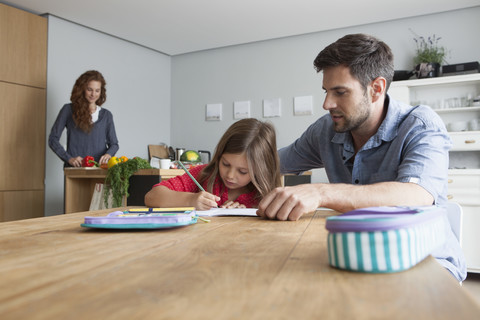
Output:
top-left (325, 206), bottom-right (447, 273)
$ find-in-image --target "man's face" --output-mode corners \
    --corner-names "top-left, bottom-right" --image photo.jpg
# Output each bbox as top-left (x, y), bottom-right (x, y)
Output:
top-left (322, 65), bottom-right (371, 133)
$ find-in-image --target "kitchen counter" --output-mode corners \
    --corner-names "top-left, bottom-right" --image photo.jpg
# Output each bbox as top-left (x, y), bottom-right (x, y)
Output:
top-left (63, 168), bottom-right (184, 213)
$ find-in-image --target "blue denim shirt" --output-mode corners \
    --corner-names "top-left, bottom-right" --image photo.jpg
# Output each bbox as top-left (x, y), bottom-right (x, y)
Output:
top-left (279, 95), bottom-right (466, 281)
top-left (279, 95), bottom-right (451, 204)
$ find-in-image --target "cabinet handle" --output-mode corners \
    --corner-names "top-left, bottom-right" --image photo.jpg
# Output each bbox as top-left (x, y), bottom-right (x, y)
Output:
top-left (447, 194), bottom-right (453, 200)
top-left (464, 140), bottom-right (476, 144)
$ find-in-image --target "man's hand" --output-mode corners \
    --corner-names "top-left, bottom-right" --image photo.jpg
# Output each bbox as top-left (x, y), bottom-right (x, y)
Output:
top-left (257, 185), bottom-right (321, 221)
top-left (257, 182), bottom-right (435, 221)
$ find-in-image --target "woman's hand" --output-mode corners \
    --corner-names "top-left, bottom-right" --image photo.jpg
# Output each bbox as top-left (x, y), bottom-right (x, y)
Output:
top-left (68, 156), bottom-right (83, 167)
top-left (99, 154), bottom-right (111, 164)
top-left (192, 191), bottom-right (220, 211)
top-left (220, 200), bottom-right (246, 209)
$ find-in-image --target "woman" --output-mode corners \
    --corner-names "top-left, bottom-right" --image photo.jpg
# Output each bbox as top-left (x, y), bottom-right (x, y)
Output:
top-left (49, 70), bottom-right (119, 167)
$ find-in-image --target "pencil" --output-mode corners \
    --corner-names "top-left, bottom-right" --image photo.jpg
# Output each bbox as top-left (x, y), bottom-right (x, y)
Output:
top-left (177, 161), bottom-right (205, 191)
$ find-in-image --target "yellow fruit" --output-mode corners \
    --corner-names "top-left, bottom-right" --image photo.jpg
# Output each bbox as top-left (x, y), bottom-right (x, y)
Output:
top-left (180, 150), bottom-right (201, 162)
top-left (108, 156), bottom-right (121, 168)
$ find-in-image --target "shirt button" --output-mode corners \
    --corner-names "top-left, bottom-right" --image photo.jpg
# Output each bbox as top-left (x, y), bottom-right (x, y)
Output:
top-left (354, 179), bottom-right (359, 184)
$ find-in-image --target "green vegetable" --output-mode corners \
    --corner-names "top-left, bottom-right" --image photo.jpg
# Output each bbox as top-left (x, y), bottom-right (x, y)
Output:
top-left (104, 157), bottom-right (152, 208)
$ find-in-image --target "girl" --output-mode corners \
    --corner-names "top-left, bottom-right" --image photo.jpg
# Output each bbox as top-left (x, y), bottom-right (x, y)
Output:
top-left (49, 70), bottom-right (119, 167)
top-left (144, 118), bottom-right (281, 210)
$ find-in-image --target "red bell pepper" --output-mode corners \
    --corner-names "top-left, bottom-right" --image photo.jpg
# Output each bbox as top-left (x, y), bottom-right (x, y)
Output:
top-left (82, 156), bottom-right (98, 167)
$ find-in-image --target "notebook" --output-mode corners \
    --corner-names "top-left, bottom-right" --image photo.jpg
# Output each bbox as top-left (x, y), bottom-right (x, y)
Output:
top-left (196, 208), bottom-right (258, 217)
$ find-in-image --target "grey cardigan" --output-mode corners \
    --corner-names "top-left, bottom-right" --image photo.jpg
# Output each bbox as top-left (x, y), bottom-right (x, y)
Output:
top-left (48, 103), bottom-right (119, 165)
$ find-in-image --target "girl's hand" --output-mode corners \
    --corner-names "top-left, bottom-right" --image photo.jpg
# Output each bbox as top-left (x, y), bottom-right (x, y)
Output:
top-left (193, 191), bottom-right (220, 211)
top-left (220, 200), bottom-right (246, 209)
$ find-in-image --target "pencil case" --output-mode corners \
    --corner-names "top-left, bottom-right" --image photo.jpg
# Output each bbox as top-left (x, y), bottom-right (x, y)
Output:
top-left (325, 206), bottom-right (447, 273)
top-left (81, 207), bottom-right (197, 229)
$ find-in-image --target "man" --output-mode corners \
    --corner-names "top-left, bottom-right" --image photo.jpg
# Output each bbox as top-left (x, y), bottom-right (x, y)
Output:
top-left (257, 33), bottom-right (466, 281)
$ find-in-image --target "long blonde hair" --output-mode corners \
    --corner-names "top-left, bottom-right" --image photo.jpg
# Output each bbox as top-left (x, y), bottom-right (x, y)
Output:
top-left (198, 118), bottom-right (281, 200)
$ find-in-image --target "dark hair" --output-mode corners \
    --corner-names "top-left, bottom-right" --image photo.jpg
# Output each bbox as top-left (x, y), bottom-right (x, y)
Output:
top-left (70, 70), bottom-right (107, 132)
top-left (198, 118), bottom-right (281, 200)
top-left (313, 33), bottom-right (394, 91)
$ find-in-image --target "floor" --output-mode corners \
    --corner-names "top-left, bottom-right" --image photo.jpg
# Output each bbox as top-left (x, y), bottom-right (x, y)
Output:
top-left (463, 272), bottom-right (480, 306)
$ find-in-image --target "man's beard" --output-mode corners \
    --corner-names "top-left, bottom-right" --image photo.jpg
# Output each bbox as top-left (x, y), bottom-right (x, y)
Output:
top-left (332, 94), bottom-right (370, 133)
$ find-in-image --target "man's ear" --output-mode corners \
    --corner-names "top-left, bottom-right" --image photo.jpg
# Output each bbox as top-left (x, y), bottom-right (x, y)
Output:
top-left (370, 77), bottom-right (386, 103)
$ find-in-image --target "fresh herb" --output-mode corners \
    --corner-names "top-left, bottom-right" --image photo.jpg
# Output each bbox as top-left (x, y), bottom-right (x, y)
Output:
top-left (410, 29), bottom-right (447, 65)
top-left (104, 157), bottom-right (152, 207)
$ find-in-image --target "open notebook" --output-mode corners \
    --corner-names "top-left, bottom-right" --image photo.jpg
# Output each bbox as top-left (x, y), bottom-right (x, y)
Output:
top-left (196, 208), bottom-right (258, 217)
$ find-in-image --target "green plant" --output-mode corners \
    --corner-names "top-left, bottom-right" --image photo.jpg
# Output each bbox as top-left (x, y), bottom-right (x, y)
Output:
top-left (104, 157), bottom-right (152, 207)
top-left (411, 29), bottom-right (447, 65)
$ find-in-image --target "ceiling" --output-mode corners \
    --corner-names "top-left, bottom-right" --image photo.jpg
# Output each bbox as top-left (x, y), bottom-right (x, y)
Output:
top-left (3, 0), bottom-right (480, 55)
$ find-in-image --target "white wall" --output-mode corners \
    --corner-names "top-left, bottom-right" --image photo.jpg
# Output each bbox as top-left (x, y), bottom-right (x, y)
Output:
top-left (170, 7), bottom-right (480, 184)
top-left (45, 15), bottom-right (171, 215)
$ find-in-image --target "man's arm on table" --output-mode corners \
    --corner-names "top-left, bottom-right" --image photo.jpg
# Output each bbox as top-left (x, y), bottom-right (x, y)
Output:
top-left (256, 181), bottom-right (434, 221)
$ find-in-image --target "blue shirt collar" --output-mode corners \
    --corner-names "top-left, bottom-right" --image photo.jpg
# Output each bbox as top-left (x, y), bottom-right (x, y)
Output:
top-left (331, 95), bottom-right (410, 151)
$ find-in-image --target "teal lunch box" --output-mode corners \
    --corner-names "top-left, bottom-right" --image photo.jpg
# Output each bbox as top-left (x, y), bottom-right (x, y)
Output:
top-left (325, 206), bottom-right (447, 273)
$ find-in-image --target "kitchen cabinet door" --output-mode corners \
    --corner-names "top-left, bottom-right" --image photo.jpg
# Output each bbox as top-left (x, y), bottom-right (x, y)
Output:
top-left (0, 82), bottom-right (46, 190)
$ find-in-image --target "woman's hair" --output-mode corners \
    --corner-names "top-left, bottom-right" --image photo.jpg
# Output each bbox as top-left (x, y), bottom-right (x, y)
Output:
top-left (70, 70), bottom-right (107, 132)
top-left (198, 118), bottom-right (281, 200)
top-left (313, 33), bottom-right (394, 92)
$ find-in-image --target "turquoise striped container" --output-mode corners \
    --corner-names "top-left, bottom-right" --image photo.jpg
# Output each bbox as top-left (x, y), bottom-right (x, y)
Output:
top-left (326, 206), bottom-right (447, 273)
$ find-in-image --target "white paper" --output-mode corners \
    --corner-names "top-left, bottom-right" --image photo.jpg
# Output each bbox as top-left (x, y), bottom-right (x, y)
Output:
top-left (233, 100), bottom-right (251, 119)
top-left (206, 103), bottom-right (223, 121)
top-left (196, 208), bottom-right (258, 217)
top-left (263, 98), bottom-right (281, 117)
top-left (294, 95), bottom-right (313, 116)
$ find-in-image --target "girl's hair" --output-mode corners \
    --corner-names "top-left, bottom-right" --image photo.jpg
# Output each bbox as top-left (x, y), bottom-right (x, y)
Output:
top-left (70, 70), bottom-right (107, 132)
top-left (198, 118), bottom-right (281, 200)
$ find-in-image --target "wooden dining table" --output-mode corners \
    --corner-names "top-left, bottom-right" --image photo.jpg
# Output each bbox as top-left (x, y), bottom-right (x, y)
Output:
top-left (0, 208), bottom-right (478, 319)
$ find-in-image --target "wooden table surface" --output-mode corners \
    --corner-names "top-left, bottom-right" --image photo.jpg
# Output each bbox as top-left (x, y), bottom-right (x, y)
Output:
top-left (0, 208), bottom-right (478, 319)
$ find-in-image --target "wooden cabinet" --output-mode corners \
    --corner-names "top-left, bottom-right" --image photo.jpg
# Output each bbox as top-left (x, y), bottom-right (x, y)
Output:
top-left (390, 74), bottom-right (480, 272)
top-left (0, 4), bottom-right (47, 222)
top-left (0, 83), bottom-right (46, 190)
top-left (0, 3), bottom-right (47, 87)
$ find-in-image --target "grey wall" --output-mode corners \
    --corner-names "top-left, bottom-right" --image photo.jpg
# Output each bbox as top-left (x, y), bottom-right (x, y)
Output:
top-left (45, 15), bottom-right (171, 215)
top-left (170, 7), bottom-right (480, 184)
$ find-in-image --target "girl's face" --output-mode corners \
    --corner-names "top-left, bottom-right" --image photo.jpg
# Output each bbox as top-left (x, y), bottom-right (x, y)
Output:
top-left (84, 80), bottom-right (102, 105)
top-left (219, 153), bottom-right (252, 191)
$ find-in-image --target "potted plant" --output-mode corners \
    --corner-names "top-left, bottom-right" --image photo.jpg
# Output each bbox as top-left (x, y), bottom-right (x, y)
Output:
top-left (411, 30), bottom-right (447, 78)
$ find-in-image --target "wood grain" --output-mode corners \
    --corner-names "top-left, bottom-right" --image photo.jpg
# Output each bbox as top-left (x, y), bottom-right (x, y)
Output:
top-left (64, 169), bottom-right (184, 213)
top-left (0, 82), bottom-right (46, 191)
top-left (0, 209), bottom-right (478, 319)
top-left (0, 190), bottom-right (44, 221)
top-left (0, 3), bottom-right (47, 88)
top-left (0, 4), bottom-right (47, 222)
